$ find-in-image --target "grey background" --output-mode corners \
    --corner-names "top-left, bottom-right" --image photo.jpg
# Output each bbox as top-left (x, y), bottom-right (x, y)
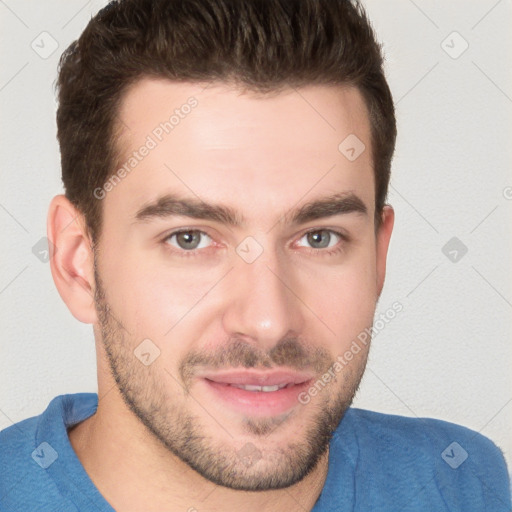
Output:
top-left (1, 0), bottom-right (511, 471)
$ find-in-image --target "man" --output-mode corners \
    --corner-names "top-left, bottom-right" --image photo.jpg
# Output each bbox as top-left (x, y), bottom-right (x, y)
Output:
top-left (0, 0), bottom-right (510, 510)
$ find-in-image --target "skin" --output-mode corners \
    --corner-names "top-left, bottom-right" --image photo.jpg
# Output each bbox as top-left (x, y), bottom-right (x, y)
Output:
top-left (48, 79), bottom-right (394, 512)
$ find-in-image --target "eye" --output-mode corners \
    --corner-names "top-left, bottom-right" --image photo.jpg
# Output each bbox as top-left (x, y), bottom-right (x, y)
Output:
top-left (164, 230), bottom-right (213, 251)
top-left (297, 229), bottom-right (344, 251)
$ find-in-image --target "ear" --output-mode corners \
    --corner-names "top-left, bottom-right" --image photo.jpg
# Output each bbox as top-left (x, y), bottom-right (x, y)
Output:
top-left (47, 195), bottom-right (97, 324)
top-left (376, 205), bottom-right (394, 297)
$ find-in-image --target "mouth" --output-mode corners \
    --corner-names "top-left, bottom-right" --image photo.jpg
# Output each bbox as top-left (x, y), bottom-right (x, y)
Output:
top-left (222, 382), bottom-right (294, 392)
top-left (197, 369), bottom-right (314, 417)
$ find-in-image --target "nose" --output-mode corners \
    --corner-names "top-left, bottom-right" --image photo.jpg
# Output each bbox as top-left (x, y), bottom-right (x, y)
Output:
top-left (221, 242), bottom-right (306, 351)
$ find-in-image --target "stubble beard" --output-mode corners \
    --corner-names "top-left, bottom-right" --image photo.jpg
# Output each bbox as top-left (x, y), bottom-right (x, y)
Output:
top-left (93, 265), bottom-right (368, 491)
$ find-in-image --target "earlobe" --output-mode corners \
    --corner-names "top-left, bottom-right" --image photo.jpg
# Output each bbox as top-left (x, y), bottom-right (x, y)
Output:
top-left (376, 205), bottom-right (394, 298)
top-left (47, 195), bottom-right (98, 324)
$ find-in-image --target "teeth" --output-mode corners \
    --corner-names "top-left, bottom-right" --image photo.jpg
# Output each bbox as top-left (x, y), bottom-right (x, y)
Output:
top-left (231, 383), bottom-right (288, 392)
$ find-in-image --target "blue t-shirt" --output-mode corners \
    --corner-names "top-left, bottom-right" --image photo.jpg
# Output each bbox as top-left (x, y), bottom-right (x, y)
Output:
top-left (0, 393), bottom-right (510, 511)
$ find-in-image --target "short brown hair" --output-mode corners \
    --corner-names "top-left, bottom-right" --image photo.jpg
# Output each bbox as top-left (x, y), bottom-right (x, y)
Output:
top-left (56, 0), bottom-right (396, 243)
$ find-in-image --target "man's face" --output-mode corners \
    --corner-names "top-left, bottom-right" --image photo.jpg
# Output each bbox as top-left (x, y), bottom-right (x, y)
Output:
top-left (93, 79), bottom-right (390, 490)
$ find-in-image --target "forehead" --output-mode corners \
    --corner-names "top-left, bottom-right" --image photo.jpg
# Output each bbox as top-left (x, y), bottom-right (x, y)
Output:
top-left (105, 78), bottom-right (374, 227)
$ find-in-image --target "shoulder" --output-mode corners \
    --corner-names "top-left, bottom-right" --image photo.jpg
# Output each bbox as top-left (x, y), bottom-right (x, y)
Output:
top-left (0, 410), bottom-right (44, 470)
top-left (0, 412), bottom-right (66, 511)
top-left (343, 408), bottom-right (507, 463)
top-left (0, 393), bottom-right (98, 511)
top-left (331, 408), bottom-right (511, 510)
top-left (343, 407), bottom-right (504, 454)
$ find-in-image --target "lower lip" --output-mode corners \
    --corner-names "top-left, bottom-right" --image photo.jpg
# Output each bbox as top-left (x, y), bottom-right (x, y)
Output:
top-left (202, 379), bottom-right (312, 417)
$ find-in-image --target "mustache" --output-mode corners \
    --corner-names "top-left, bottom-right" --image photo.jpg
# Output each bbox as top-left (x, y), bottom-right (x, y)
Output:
top-left (179, 337), bottom-right (333, 387)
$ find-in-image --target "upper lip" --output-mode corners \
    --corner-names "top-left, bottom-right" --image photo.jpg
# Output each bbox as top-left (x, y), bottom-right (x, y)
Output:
top-left (199, 369), bottom-right (314, 387)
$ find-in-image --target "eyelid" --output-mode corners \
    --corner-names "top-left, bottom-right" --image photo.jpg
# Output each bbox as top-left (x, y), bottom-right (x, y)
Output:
top-left (162, 227), bottom-right (213, 240)
top-left (296, 225), bottom-right (348, 240)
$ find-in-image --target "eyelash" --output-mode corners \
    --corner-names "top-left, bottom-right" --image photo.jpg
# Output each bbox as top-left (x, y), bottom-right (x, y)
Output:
top-left (162, 228), bottom-right (348, 258)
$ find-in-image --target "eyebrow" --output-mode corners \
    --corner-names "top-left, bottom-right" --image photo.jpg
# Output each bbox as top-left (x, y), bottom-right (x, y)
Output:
top-left (285, 192), bottom-right (367, 225)
top-left (134, 192), bottom-right (367, 226)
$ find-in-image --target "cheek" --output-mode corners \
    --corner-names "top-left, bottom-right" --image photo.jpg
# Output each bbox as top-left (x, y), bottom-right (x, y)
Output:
top-left (302, 254), bottom-right (378, 348)
top-left (102, 256), bottom-right (219, 346)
